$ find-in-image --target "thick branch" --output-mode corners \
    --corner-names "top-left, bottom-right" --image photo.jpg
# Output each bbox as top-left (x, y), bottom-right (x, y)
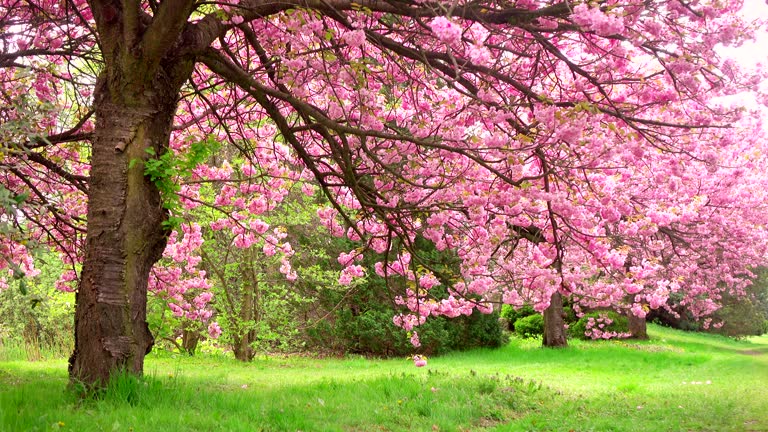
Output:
top-left (142, 0), bottom-right (197, 66)
top-left (182, 0), bottom-right (571, 56)
top-left (122, 0), bottom-right (141, 48)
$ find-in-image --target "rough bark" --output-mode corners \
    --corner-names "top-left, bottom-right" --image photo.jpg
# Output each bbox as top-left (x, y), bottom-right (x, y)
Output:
top-left (68, 77), bottom-right (173, 385)
top-left (542, 291), bottom-right (568, 347)
top-left (68, 42), bottom-right (194, 384)
top-left (628, 313), bottom-right (649, 339)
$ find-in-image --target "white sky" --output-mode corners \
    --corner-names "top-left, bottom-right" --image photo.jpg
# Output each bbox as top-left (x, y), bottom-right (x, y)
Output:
top-left (710, 1), bottom-right (768, 108)
top-left (729, 0), bottom-right (768, 68)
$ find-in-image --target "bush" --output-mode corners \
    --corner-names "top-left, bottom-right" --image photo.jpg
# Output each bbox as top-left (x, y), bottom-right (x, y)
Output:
top-left (708, 269), bottom-right (768, 337)
top-left (570, 311), bottom-right (630, 340)
top-left (514, 314), bottom-right (544, 339)
top-left (562, 305), bottom-right (577, 324)
top-left (448, 310), bottom-right (508, 350)
top-left (305, 267), bottom-right (507, 356)
top-left (304, 236), bottom-right (506, 357)
top-left (500, 304), bottom-right (537, 331)
top-left (313, 304), bottom-right (506, 357)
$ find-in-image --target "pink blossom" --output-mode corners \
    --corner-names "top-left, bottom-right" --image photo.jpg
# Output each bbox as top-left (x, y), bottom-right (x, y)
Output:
top-left (169, 303), bottom-right (184, 317)
top-left (301, 183), bottom-right (315, 196)
top-left (412, 354), bottom-right (427, 367)
top-left (248, 197), bottom-right (268, 215)
top-left (342, 29), bottom-right (366, 47)
top-left (571, 4), bottom-right (624, 36)
top-left (418, 273), bottom-right (440, 290)
top-left (467, 44), bottom-right (491, 66)
top-left (410, 331), bottom-right (421, 347)
top-left (207, 322), bottom-right (222, 339)
top-left (430, 17), bottom-right (462, 45)
top-left (249, 219), bottom-right (270, 234)
top-left (263, 240), bottom-right (277, 256)
top-left (338, 265), bottom-right (365, 285)
top-left (630, 303), bottom-right (647, 319)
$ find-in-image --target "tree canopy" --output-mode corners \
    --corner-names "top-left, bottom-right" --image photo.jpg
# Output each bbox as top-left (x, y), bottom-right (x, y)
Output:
top-left (1, 0), bottom-right (767, 385)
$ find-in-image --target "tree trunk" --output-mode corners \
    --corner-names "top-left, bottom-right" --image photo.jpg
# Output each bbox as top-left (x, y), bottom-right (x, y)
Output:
top-left (628, 313), bottom-right (649, 339)
top-left (233, 281), bottom-right (258, 362)
top-left (68, 72), bottom-right (182, 386)
top-left (542, 291), bottom-right (568, 347)
top-left (182, 327), bottom-right (201, 355)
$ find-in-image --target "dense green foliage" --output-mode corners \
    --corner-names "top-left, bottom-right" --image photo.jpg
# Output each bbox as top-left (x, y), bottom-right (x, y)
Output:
top-left (138, 138), bottom-right (220, 230)
top-left (304, 232), bottom-right (506, 356)
top-left (307, 274), bottom-right (506, 356)
top-left (0, 249), bottom-right (73, 361)
top-left (569, 311), bottom-right (630, 340)
top-left (514, 314), bottom-right (544, 339)
top-left (708, 268), bottom-right (768, 337)
top-left (500, 304), bottom-right (537, 331)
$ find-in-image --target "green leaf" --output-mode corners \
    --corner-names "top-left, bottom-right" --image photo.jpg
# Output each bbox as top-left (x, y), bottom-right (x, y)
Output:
top-left (18, 279), bottom-right (27, 295)
top-left (12, 192), bottom-right (29, 204)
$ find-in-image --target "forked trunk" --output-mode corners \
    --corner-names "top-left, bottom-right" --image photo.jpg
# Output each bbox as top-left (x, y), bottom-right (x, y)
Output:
top-left (68, 75), bottom-right (179, 386)
top-left (542, 291), bottom-right (568, 347)
top-left (628, 313), bottom-right (649, 339)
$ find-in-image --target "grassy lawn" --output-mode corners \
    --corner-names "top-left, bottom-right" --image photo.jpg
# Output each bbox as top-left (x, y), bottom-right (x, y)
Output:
top-left (1, 324), bottom-right (766, 431)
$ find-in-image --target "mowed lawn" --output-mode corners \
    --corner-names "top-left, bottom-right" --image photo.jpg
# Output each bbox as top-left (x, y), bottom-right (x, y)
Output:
top-left (1, 324), bottom-right (767, 431)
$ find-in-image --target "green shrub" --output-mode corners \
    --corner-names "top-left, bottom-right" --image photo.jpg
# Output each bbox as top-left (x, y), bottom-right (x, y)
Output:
top-left (562, 305), bottom-right (577, 324)
top-left (570, 311), bottom-right (630, 340)
top-left (305, 266), bottom-right (506, 356)
top-left (500, 304), bottom-right (537, 331)
top-left (707, 270), bottom-right (768, 337)
top-left (514, 314), bottom-right (544, 339)
top-left (448, 310), bottom-right (508, 350)
top-left (304, 236), bottom-right (506, 357)
top-left (314, 304), bottom-right (505, 356)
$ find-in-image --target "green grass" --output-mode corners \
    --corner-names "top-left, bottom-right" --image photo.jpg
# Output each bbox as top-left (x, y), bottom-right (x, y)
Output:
top-left (1, 324), bottom-right (767, 431)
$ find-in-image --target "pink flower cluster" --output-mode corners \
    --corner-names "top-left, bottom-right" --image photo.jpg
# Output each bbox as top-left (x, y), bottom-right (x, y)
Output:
top-left (583, 315), bottom-right (631, 340)
top-left (571, 4), bottom-right (625, 36)
top-left (429, 16), bottom-right (462, 45)
top-left (207, 322), bottom-right (222, 339)
top-left (342, 29), bottom-right (366, 48)
top-left (412, 354), bottom-right (427, 367)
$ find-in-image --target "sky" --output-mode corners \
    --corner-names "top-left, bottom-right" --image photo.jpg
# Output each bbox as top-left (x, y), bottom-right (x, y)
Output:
top-left (710, 1), bottom-right (768, 108)
top-left (731, 0), bottom-right (768, 68)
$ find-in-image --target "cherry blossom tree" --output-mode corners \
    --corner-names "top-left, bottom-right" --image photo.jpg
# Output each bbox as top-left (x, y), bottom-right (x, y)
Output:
top-left (2, 0), bottom-right (768, 386)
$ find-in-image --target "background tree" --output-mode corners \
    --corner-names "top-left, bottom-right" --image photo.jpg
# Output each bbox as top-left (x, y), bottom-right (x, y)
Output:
top-left (0, 247), bottom-right (74, 360)
top-left (197, 186), bottom-right (317, 361)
